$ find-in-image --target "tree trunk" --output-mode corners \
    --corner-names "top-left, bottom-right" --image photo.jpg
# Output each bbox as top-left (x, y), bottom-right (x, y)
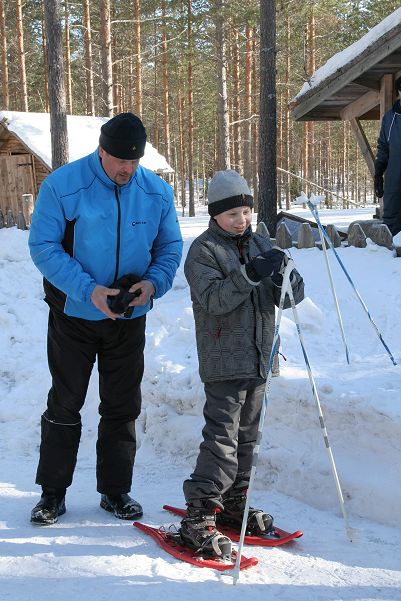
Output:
top-left (111, 4), bottom-right (119, 113)
top-left (100, 0), bottom-right (113, 116)
top-left (187, 0), bottom-right (195, 216)
top-left (277, 93), bottom-right (282, 209)
top-left (83, 0), bottom-right (95, 115)
top-left (232, 28), bottom-right (242, 173)
top-left (178, 90), bottom-right (186, 215)
top-left (284, 11), bottom-right (291, 209)
top-left (133, 0), bottom-right (142, 116)
top-left (152, 12), bottom-right (159, 146)
top-left (251, 27), bottom-right (258, 206)
top-left (43, 0), bottom-right (69, 169)
top-left (258, 0), bottom-right (277, 232)
top-left (42, 6), bottom-right (49, 112)
top-left (64, 0), bottom-right (72, 114)
top-left (0, 0), bottom-right (9, 109)
top-left (161, 0), bottom-right (171, 165)
top-left (215, 0), bottom-right (230, 170)
top-left (16, 0), bottom-right (28, 111)
top-left (243, 23), bottom-right (252, 184)
top-left (307, 11), bottom-right (315, 186)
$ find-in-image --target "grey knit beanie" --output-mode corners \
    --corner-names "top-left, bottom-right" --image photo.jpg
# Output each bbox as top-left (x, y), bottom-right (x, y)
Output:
top-left (207, 170), bottom-right (253, 217)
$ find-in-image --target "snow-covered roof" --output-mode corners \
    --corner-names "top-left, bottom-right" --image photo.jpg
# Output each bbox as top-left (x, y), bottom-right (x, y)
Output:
top-left (295, 8), bottom-right (401, 101)
top-left (0, 111), bottom-right (173, 174)
top-left (291, 8), bottom-right (401, 122)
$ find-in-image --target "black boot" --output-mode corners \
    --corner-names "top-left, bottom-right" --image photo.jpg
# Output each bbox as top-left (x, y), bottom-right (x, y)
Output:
top-left (31, 487), bottom-right (66, 525)
top-left (217, 490), bottom-right (273, 535)
top-left (180, 499), bottom-right (232, 557)
top-left (100, 493), bottom-right (143, 519)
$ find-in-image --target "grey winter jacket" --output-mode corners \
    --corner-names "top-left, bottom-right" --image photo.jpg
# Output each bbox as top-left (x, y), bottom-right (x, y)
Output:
top-left (184, 219), bottom-right (304, 383)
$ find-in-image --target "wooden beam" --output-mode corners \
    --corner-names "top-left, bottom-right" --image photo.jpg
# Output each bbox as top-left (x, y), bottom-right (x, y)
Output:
top-left (349, 117), bottom-right (375, 177)
top-left (380, 74), bottom-right (393, 119)
top-left (292, 28), bottom-right (401, 121)
top-left (340, 89), bottom-right (379, 120)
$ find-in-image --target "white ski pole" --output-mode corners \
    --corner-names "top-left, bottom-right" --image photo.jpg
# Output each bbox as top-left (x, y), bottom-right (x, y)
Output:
top-left (307, 200), bottom-right (397, 366)
top-left (232, 260), bottom-right (295, 585)
top-left (286, 279), bottom-right (354, 542)
top-left (315, 215), bottom-right (350, 364)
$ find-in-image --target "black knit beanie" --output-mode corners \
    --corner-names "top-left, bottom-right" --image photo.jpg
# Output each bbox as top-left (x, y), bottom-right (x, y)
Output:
top-left (395, 77), bottom-right (401, 94)
top-left (99, 112), bottom-right (147, 160)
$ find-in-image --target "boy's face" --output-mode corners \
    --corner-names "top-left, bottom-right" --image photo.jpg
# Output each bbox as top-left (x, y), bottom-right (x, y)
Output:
top-left (214, 206), bottom-right (252, 235)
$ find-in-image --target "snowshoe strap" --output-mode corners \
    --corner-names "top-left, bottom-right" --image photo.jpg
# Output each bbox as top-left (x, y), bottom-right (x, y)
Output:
top-left (195, 531), bottom-right (231, 558)
top-left (247, 509), bottom-right (274, 533)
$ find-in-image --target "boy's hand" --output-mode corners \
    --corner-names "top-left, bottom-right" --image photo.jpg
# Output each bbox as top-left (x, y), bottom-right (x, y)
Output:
top-left (245, 249), bottom-right (286, 283)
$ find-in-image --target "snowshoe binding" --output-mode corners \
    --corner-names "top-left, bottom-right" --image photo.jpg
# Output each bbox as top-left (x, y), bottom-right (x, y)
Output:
top-left (179, 500), bottom-right (232, 558)
top-left (217, 490), bottom-right (274, 536)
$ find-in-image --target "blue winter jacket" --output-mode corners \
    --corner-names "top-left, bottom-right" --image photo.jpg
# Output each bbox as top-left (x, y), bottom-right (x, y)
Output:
top-left (28, 149), bottom-right (183, 320)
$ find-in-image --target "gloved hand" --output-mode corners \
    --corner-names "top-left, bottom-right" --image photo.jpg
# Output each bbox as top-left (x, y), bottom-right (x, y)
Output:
top-left (245, 248), bottom-right (286, 283)
top-left (107, 274), bottom-right (142, 317)
top-left (374, 173), bottom-right (384, 198)
top-left (374, 160), bottom-right (385, 198)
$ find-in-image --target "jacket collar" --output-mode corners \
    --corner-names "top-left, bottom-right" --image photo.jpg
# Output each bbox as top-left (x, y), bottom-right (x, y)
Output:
top-left (209, 217), bottom-right (253, 242)
top-left (393, 99), bottom-right (401, 115)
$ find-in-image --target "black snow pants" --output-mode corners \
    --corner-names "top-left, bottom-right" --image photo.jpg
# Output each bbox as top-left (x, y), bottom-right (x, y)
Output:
top-left (36, 308), bottom-right (146, 495)
top-left (183, 377), bottom-right (265, 506)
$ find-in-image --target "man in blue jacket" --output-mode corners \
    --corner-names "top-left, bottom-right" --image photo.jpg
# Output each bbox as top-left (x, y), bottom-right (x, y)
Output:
top-left (374, 76), bottom-right (401, 236)
top-left (29, 113), bottom-right (183, 525)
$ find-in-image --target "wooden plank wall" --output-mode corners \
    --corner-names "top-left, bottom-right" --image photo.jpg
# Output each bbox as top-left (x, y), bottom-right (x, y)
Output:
top-left (0, 127), bottom-right (50, 220)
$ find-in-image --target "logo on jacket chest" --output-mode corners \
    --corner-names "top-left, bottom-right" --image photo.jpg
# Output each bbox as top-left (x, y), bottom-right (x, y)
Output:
top-left (132, 220), bottom-right (147, 227)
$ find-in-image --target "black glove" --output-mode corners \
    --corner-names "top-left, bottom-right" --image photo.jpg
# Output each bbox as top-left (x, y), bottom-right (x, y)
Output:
top-left (374, 174), bottom-right (384, 198)
top-left (107, 274), bottom-right (142, 318)
top-left (245, 249), bottom-right (286, 283)
top-left (374, 160), bottom-right (385, 198)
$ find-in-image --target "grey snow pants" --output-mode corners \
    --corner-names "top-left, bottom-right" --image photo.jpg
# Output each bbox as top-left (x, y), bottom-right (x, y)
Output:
top-left (183, 377), bottom-right (265, 506)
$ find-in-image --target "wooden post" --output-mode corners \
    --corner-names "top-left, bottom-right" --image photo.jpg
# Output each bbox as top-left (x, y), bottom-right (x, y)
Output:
top-left (297, 223), bottom-right (315, 248)
top-left (275, 222), bottom-right (292, 249)
top-left (17, 208), bottom-right (27, 230)
top-left (6, 208), bottom-right (14, 227)
top-left (22, 193), bottom-right (34, 225)
top-left (380, 74), bottom-right (393, 118)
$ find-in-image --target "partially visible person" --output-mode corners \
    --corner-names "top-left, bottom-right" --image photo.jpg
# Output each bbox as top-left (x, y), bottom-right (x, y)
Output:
top-left (374, 76), bottom-right (401, 236)
top-left (179, 170), bottom-right (304, 556)
top-left (28, 112), bottom-right (182, 525)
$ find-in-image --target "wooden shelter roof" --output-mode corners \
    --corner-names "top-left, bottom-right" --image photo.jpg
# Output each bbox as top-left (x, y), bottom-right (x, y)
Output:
top-left (291, 10), bottom-right (401, 122)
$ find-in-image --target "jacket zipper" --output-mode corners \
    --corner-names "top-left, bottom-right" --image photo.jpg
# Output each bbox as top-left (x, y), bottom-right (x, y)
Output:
top-left (113, 186), bottom-right (121, 281)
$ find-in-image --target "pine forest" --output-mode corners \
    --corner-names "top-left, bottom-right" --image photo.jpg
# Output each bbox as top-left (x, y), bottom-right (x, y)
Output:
top-left (0, 0), bottom-right (399, 217)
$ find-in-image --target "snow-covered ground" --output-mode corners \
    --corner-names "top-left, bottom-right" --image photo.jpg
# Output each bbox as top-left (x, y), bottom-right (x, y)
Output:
top-left (1, 205), bottom-right (401, 601)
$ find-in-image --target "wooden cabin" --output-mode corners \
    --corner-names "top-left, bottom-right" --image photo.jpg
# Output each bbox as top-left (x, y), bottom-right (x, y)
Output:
top-left (0, 111), bottom-right (173, 222)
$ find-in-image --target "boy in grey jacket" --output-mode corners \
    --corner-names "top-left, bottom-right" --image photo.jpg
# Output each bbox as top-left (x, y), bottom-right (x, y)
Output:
top-left (180, 170), bottom-right (304, 557)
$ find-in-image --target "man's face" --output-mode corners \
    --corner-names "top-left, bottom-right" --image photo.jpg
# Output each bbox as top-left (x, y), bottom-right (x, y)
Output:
top-left (99, 147), bottom-right (140, 185)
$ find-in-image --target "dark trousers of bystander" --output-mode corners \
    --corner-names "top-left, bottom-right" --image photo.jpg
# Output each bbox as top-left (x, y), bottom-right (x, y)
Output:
top-left (36, 308), bottom-right (146, 496)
